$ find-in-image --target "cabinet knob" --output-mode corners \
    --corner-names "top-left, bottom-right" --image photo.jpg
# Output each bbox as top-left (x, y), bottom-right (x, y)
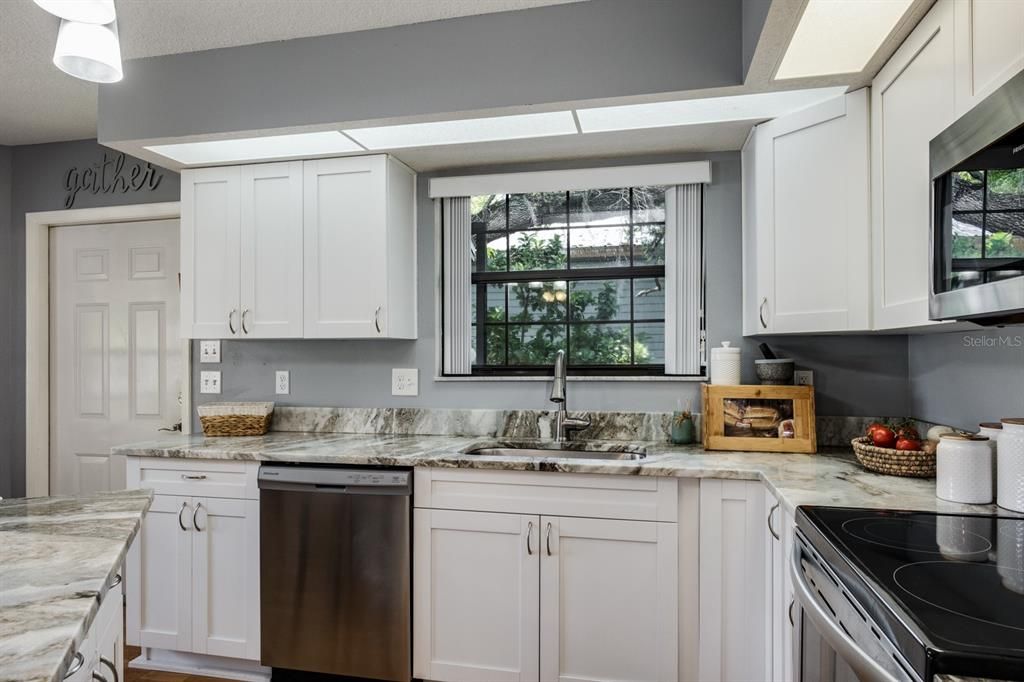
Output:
top-left (228, 309), bottom-right (238, 335)
top-left (241, 309), bottom-right (251, 335)
top-left (374, 306), bottom-right (382, 334)
top-left (526, 521), bottom-right (534, 556)
top-left (99, 657), bottom-right (119, 682)
top-left (768, 502), bottom-right (780, 540)
top-left (64, 653), bottom-right (84, 679)
top-left (759, 298), bottom-right (768, 329)
top-left (193, 502), bottom-right (205, 532)
top-left (178, 501), bottom-right (191, 531)
top-left (545, 522), bottom-right (553, 556)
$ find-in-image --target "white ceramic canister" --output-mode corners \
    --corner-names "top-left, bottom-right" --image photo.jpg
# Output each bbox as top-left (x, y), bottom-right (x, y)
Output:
top-left (937, 434), bottom-right (993, 504)
top-left (979, 422), bottom-right (1002, 487)
top-left (709, 341), bottom-right (741, 385)
top-left (998, 418), bottom-right (1024, 513)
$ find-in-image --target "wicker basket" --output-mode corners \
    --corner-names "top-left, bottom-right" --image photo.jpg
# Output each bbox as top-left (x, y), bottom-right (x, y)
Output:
top-left (851, 437), bottom-right (935, 478)
top-left (197, 402), bottom-right (274, 437)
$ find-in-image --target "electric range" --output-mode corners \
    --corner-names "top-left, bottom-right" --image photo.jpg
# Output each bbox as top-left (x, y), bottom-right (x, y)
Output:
top-left (794, 507), bottom-right (1024, 682)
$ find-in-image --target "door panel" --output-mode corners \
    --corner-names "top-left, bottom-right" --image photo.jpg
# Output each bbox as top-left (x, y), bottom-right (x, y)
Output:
top-left (540, 516), bottom-right (678, 682)
top-left (50, 219), bottom-right (181, 495)
top-left (956, 0), bottom-right (1024, 115)
top-left (413, 509), bottom-right (539, 682)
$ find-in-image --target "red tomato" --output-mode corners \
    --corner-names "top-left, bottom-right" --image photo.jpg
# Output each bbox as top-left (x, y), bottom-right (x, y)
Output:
top-left (872, 427), bottom-right (897, 449)
top-left (866, 422), bottom-right (888, 439)
top-left (896, 438), bottom-right (923, 451)
top-left (896, 424), bottom-right (920, 441)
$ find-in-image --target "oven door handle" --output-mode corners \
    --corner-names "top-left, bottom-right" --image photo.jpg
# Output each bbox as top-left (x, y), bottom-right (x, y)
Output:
top-left (790, 548), bottom-right (901, 682)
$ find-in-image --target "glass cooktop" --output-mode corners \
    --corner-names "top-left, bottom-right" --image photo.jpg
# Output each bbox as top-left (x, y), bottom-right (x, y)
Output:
top-left (797, 506), bottom-right (1024, 679)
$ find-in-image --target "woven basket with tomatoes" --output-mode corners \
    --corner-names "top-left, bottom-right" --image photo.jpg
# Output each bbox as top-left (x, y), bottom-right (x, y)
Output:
top-left (851, 422), bottom-right (936, 478)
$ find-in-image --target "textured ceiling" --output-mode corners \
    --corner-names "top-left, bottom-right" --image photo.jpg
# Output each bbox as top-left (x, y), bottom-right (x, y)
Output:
top-left (0, 0), bottom-right (585, 145)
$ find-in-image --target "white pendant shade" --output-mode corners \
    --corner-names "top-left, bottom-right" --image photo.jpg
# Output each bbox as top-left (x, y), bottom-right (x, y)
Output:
top-left (34, 0), bottom-right (116, 24)
top-left (53, 19), bottom-right (123, 84)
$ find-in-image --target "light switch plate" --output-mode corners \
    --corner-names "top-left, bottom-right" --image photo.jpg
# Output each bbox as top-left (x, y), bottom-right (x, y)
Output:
top-left (392, 368), bottom-right (419, 396)
top-left (200, 371), bottom-right (222, 394)
top-left (275, 370), bottom-right (290, 395)
top-left (794, 370), bottom-right (814, 386)
top-left (199, 340), bottom-right (221, 363)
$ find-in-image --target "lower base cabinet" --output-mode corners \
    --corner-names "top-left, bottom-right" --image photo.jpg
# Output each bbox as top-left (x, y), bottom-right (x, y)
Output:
top-left (67, 579), bottom-right (123, 682)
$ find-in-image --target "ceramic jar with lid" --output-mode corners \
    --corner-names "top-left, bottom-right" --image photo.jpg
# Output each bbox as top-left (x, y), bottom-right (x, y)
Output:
top-left (937, 433), bottom-right (993, 504)
top-left (709, 341), bottom-right (741, 385)
top-left (998, 419), bottom-right (1024, 512)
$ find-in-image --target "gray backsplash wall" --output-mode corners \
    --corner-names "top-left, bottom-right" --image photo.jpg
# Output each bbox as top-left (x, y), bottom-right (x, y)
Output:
top-left (908, 329), bottom-right (1024, 431)
top-left (193, 151), bottom-right (913, 428)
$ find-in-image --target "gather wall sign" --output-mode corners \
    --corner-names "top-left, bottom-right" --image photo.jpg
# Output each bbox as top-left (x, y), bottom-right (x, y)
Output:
top-left (63, 152), bottom-right (165, 208)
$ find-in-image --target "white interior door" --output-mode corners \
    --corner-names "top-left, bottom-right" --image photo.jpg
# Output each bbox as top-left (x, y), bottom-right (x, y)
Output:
top-left (50, 219), bottom-right (182, 495)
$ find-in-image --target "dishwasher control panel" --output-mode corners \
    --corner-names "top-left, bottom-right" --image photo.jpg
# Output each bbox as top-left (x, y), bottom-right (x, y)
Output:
top-left (258, 465), bottom-right (411, 490)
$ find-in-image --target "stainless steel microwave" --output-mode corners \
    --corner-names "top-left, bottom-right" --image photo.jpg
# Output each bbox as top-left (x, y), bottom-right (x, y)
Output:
top-left (930, 69), bottom-right (1024, 325)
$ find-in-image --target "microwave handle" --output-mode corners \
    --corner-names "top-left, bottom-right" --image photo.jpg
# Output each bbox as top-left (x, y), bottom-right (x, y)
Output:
top-left (790, 549), bottom-right (901, 682)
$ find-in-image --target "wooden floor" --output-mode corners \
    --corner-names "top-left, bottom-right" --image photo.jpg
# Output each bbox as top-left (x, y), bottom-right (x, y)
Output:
top-left (124, 645), bottom-right (224, 682)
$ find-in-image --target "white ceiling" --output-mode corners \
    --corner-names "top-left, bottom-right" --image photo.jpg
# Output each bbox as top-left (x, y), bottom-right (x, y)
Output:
top-left (0, 0), bottom-right (585, 145)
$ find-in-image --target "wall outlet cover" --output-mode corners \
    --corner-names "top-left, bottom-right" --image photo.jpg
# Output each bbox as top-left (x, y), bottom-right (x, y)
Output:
top-left (275, 370), bottom-right (290, 395)
top-left (199, 340), bottom-right (221, 363)
top-left (200, 370), bottom-right (222, 394)
top-left (794, 370), bottom-right (814, 386)
top-left (392, 368), bottom-right (419, 396)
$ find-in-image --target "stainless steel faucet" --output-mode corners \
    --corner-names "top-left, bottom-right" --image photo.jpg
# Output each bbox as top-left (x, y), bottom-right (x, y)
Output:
top-left (550, 350), bottom-right (591, 442)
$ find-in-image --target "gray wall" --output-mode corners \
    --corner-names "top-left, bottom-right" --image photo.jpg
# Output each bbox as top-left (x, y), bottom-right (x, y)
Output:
top-left (908, 330), bottom-right (1024, 430)
top-left (194, 151), bottom-right (912, 426)
top-left (2, 140), bottom-right (179, 498)
top-left (0, 145), bottom-right (13, 497)
top-left (98, 0), bottom-right (743, 143)
top-left (741, 0), bottom-right (772, 79)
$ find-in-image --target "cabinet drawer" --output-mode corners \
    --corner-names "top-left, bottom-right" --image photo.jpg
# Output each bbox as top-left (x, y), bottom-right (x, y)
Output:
top-left (127, 457), bottom-right (259, 499)
top-left (414, 468), bottom-right (677, 522)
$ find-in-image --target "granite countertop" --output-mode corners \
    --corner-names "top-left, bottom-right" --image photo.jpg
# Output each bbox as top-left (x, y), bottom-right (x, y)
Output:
top-left (113, 432), bottom-right (1009, 517)
top-left (0, 490), bottom-right (153, 682)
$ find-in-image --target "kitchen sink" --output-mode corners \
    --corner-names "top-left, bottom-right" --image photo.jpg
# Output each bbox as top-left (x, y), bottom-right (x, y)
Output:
top-left (461, 442), bottom-right (647, 461)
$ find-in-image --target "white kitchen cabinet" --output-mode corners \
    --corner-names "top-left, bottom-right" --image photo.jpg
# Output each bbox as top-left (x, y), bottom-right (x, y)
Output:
top-left (127, 458), bottom-right (262, 672)
top-left (765, 493), bottom-right (797, 682)
top-left (539, 516), bottom-right (678, 682)
top-left (871, 0), bottom-right (957, 330)
top-left (67, 578), bottom-right (124, 682)
top-left (742, 89), bottom-right (871, 335)
top-left (413, 509), bottom-right (539, 682)
top-left (698, 479), bottom-right (768, 682)
top-left (303, 155), bottom-right (417, 339)
top-left (954, 0), bottom-right (1024, 116)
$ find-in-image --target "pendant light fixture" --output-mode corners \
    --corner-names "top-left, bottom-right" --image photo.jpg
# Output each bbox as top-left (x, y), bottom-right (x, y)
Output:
top-left (34, 0), bottom-right (116, 25)
top-left (52, 18), bottom-right (123, 83)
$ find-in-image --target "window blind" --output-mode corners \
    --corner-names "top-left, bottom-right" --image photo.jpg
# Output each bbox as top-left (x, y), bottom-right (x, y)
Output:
top-left (665, 184), bottom-right (704, 375)
top-left (441, 197), bottom-right (472, 374)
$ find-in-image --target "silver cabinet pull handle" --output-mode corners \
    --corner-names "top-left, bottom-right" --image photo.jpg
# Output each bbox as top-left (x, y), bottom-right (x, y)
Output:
top-left (107, 573), bottom-right (122, 589)
top-left (788, 598), bottom-right (796, 627)
top-left (228, 309), bottom-right (237, 335)
top-left (545, 522), bottom-right (553, 556)
top-left (768, 502), bottom-right (780, 541)
top-left (526, 521), bottom-right (534, 556)
top-left (193, 502), bottom-right (204, 532)
top-left (759, 297), bottom-right (768, 329)
top-left (181, 474), bottom-right (207, 480)
top-left (99, 657), bottom-right (119, 682)
top-left (64, 652), bottom-right (84, 679)
top-left (177, 501), bottom-right (190, 531)
top-left (91, 672), bottom-right (108, 682)
top-left (374, 306), bottom-right (382, 334)
top-left (241, 308), bottom-right (250, 334)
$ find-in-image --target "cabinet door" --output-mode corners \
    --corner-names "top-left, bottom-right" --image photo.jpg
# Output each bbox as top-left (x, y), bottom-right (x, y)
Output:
top-left (303, 156), bottom-right (388, 338)
top-left (871, 0), bottom-right (956, 330)
top-left (698, 479), bottom-right (767, 682)
top-left (127, 494), bottom-right (192, 651)
top-left (955, 0), bottom-right (1024, 115)
top-left (413, 509), bottom-right (539, 682)
top-left (190, 497), bottom-right (260, 660)
top-left (540, 516), bottom-right (677, 682)
top-left (181, 166), bottom-right (241, 339)
top-left (239, 161), bottom-right (304, 338)
top-left (95, 581), bottom-right (124, 682)
top-left (755, 90), bottom-right (871, 333)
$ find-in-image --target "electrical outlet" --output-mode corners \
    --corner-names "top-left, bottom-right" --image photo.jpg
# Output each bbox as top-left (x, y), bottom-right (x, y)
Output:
top-left (275, 370), bottom-right (290, 395)
top-left (199, 340), bottom-right (221, 363)
top-left (794, 370), bottom-right (814, 386)
top-left (200, 370), bottom-right (222, 394)
top-left (392, 368), bottom-right (419, 396)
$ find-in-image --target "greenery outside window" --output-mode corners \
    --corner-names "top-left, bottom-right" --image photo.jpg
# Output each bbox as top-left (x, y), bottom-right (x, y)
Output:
top-left (950, 169), bottom-right (1024, 286)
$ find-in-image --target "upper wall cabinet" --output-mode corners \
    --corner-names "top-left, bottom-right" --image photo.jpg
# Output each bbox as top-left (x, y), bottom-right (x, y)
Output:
top-left (954, 0), bottom-right (1024, 116)
top-left (303, 156), bottom-right (417, 339)
top-left (181, 154), bottom-right (417, 340)
top-left (742, 89), bottom-right (870, 335)
top-left (871, 0), bottom-right (957, 331)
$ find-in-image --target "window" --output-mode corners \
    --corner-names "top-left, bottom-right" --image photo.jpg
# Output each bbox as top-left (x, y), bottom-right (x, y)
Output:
top-left (951, 170), bottom-right (1024, 259)
top-left (435, 163), bottom-right (708, 378)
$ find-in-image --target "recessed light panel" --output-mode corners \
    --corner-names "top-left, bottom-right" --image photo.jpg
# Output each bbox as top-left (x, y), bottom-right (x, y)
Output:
top-left (576, 87), bottom-right (848, 133)
top-left (145, 131), bottom-right (364, 165)
top-left (776, 0), bottom-right (913, 79)
top-left (344, 112), bottom-right (578, 150)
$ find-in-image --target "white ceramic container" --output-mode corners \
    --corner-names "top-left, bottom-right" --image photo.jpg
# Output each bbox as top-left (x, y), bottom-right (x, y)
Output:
top-left (998, 419), bottom-right (1024, 513)
top-left (937, 434), bottom-right (993, 504)
top-left (709, 341), bottom-right (741, 385)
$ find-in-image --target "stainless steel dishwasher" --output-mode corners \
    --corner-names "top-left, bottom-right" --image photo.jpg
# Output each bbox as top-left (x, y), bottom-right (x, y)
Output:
top-left (258, 465), bottom-right (412, 682)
